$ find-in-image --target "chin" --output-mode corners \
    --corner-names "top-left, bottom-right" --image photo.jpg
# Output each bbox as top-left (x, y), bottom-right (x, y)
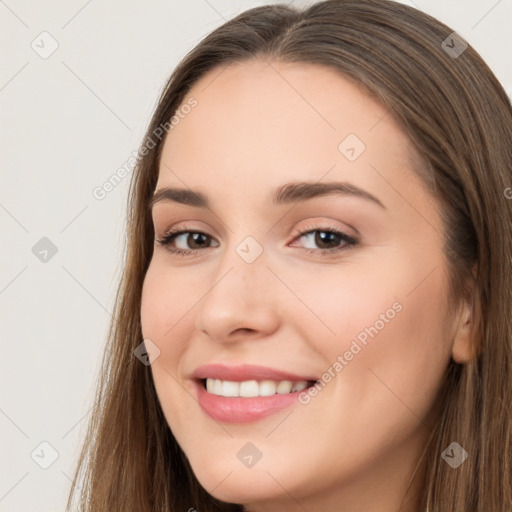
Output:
top-left (189, 457), bottom-right (292, 505)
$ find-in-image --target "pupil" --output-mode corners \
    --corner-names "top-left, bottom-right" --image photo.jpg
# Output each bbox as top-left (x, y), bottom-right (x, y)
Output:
top-left (316, 231), bottom-right (339, 248)
top-left (189, 233), bottom-right (208, 248)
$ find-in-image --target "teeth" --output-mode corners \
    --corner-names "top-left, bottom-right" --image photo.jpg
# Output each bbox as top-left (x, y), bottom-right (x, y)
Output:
top-left (276, 380), bottom-right (293, 394)
top-left (291, 381), bottom-right (308, 392)
top-left (260, 380), bottom-right (276, 396)
top-left (204, 378), bottom-right (311, 397)
top-left (222, 380), bottom-right (239, 397)
top-left (240, 380), bottom-right (259, 397)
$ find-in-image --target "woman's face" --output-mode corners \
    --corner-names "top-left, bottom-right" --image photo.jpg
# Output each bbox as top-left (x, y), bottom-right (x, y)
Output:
top-left (141, 60), bottom-right (469, 511)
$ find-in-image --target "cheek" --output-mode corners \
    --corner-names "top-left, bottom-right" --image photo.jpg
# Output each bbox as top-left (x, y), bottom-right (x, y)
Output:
top-left (140, 261), bottom-right (198, 432)
top-left (140, 260), bottom-right (198, 349)
top-left (304, 244), bottom-right (452, 354)
top-left (294, 251), bottom-right (453, 418)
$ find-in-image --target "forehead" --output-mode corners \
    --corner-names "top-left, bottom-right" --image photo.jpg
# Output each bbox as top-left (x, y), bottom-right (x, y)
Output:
top-left (158, 59), bottom-right (417, 202)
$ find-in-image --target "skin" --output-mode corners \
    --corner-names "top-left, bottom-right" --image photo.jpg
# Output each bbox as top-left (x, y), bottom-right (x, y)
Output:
top-left (140, 59), bottom-right (475, 512)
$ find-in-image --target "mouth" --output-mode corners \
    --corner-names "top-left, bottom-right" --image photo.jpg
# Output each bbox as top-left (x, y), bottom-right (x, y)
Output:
top-left (198, 377), bottom-right (319, 397)
top-left (191, 363), bottom-right (320, 423)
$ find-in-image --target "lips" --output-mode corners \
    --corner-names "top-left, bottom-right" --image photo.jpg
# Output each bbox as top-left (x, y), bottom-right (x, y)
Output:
top-left (190, 363), bottom-right (319, 422)
top-left (191, 363), bottom-right (318, 382)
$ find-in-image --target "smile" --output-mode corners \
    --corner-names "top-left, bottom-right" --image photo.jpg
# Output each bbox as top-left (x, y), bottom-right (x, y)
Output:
top-left (204, 378), bottom-right (311, 397)
top-left (194, 380), bottom-right (318, 423)
top-left (191, 363), bottom-right (319, 423)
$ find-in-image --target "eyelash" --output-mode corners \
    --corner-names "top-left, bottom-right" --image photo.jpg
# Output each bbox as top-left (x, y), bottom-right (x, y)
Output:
top-left (156, 223), bottom-right (358, 258)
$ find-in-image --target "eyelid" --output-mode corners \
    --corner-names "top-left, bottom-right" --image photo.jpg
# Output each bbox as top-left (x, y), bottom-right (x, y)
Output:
top-left (157, 219), bottom-right (355, 243)
top-left (288, 219), bottom-right (357, 241)
top-left (155, 220), bottom-right (214, 241)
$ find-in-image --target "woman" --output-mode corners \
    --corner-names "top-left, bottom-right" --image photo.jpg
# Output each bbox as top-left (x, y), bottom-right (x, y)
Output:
top-left (66, 1), bottom-right (512, 510)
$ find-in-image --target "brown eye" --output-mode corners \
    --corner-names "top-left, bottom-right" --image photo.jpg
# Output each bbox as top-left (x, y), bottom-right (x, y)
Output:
top-left (292, 228), bottom-right (357, 254)
top-left (313, 231), bottom-right (344, 249)
top-left (182, 232), bottom-right (211, 249)
top-left (157, 229), bottom-right (220, 256)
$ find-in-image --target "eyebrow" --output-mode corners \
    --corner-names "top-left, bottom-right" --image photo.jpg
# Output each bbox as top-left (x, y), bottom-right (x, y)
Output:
top-left (149, 181), bottom-right (386, 210)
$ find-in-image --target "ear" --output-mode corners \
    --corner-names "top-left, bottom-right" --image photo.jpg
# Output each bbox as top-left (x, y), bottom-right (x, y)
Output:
top-left (451, 264), bottom-right (479, 364)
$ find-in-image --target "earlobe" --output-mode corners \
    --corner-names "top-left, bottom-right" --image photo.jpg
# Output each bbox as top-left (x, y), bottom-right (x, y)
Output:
top-left (451, 267), bottom-right (480, 364)
top-left (451, 301), bottom-right (475, 364)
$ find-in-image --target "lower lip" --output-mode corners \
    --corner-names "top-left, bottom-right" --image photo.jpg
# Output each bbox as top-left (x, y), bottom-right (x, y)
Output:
top-left (194, 380), bottom-right (306, 423)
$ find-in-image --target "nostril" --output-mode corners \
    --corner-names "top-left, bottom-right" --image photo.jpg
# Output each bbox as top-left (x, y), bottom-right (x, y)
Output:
top-left (233, 328), bottom-right (256, 335)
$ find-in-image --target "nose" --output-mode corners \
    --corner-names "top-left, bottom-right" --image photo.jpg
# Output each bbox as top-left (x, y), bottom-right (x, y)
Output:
top-left (194, 244), bottom-right (281, 344)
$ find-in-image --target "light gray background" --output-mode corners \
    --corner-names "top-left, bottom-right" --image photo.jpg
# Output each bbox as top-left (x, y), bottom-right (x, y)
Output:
top-left (1, 1), bottom-right (510, 510)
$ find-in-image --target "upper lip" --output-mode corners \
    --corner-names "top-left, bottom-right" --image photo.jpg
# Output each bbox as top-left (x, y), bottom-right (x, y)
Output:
top-left (191, 363), bottom-right (318, 382)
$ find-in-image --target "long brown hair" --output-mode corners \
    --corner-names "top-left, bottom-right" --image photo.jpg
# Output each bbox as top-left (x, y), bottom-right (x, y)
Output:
top-left (66, 1), bottom-right (512, 510)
